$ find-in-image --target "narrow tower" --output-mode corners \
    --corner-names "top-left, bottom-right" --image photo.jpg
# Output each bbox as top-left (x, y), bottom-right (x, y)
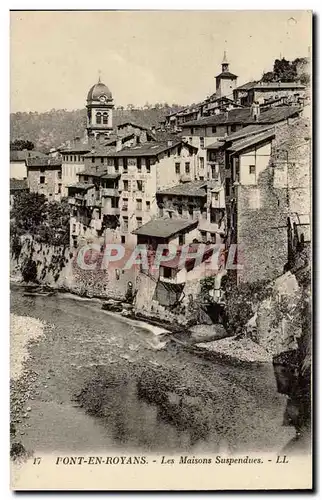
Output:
top-left (215, 52), bottom-right (238, 98)
top-left (86, 77), bottom-right (114, 142)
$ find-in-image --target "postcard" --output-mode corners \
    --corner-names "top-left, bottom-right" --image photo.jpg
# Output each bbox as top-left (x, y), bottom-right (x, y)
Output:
top-left (10, 10), bottom-right (312, 490)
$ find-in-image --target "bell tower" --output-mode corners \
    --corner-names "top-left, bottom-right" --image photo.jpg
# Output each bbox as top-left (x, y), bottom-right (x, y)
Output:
top-left (215, 51), bottom-right (238, 98)
top-left (86, 76), bottom-right (114, 142)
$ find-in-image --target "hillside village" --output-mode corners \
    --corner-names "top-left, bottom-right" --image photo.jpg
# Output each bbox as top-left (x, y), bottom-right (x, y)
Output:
top-left (10, 52), bottom-right (311, 341)
top-left (10, 43), bottom-right (312, 463)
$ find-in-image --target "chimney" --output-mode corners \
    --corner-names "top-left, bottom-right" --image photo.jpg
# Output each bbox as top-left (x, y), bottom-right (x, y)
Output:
top-left (167, 140), bottom-right (173, 147)
top-left (74, 136), bottom-right (81, 144)
top-left (251, 101), bottom-right (260, 121)
top-left (116, 137), bottom-right (122, 152)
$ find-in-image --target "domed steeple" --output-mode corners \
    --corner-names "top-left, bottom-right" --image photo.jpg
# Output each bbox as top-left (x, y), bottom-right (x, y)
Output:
top-left (87, 77), bottom-right (113, 103)
top-left (86, 76), bottom-right (114, 142)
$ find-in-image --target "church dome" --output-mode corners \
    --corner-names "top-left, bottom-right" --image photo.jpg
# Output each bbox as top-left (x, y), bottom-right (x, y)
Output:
top-left (87, 80), bottom-right (113, 102)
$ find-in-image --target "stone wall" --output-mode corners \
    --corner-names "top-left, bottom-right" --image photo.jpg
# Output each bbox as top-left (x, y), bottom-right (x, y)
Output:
top-left (11, 237), bottom-right (137, 301)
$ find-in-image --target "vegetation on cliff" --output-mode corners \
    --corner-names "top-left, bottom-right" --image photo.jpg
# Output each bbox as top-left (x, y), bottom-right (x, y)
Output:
top-left (261, 56), bottom-right (310, 85)
top-left (10, 191), bottom-right (70, 247)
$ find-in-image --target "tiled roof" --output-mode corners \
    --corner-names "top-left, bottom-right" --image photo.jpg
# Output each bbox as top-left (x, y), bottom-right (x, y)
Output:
top-left (78, 166), bottom-right (107, 177)
top-left (117, 120), bottom-right (150, 131)
top-left (182, 106), bottom-right (300, 127)
top-left (252, 82), bottom-right (305, 90)
top-left (107, 140), bottom-right (192, 158)
top-left (10, 178), bottom-right (28, 191)
top-left (100, 173), bottom-right (121, 180)
top-left (225, 123), bottom-right (275, 142)
top-left (84, 134), bottom-right (137, 157)
top-left (206, 140), bottom-right (226, 150)
top-left (26, 157), bottom-right (62, 167)
top-left (235, 81), bottom-right (258, 91)
top-left (235, 81), bottom-right (305, 92)
top-left (227, 129), bottom-right (275, 153)
top-left (133, 218), bottom-right (199, 238)
top-left (10, 150), bottom-right (46, 162)
top-left (68, 182), bottom-right (94, 190)
top-left (215, 71), bottom-right (238, 79)
top-left (157, 181), bottom-right (208, 198)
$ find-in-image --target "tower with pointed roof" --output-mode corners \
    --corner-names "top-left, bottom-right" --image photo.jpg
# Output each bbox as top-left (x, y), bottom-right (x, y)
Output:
top-left (215, 51), bottom-right (238, 98)
top-left (86, 76), bottom-right (114, 142)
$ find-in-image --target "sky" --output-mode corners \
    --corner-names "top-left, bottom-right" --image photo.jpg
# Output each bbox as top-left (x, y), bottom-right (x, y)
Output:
top-left (10, 10), bottom-right (311, 113)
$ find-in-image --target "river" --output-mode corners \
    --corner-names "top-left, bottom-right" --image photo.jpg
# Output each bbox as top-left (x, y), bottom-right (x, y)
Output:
top-left (11, 284), bottom-right (294, 455)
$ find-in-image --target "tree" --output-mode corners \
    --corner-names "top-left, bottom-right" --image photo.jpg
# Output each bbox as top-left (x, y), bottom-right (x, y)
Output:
top-left (10, 192), bottom-right (70, 246)
top-left (10, 139), bottom-right (35, 151)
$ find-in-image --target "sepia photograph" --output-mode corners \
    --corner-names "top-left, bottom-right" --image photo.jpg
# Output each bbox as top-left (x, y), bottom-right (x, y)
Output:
top-left (9, 9), bottom-right (312, 490)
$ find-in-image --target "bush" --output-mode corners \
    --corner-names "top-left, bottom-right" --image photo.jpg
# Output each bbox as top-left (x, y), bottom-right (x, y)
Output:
top-left (21, 258), bottom-right (38, 283)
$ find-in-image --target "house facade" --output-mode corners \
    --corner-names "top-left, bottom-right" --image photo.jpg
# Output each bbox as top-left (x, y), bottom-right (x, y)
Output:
top-left (26, 157), bottom-right (63, 201)
top-left (68, 139), bottom-right (198, 248)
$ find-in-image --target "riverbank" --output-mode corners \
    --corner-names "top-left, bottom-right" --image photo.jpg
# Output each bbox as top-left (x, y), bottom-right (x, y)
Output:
top-left (10, 313), bottom-right (47, 460)
top-left (10, 280), bottom-right (272, 364)
top-left (10, 285), bottom-right (294, 456)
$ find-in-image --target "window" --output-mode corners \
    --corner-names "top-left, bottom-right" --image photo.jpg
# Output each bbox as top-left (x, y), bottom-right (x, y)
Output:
top-left (136, 199), bottom-right (142, 211)
top-left (146, 201), bottom-right (150, 211)
top-left (200, 137), bottom-right (205, 149)
top-left (122, 198), bottom-right (128, 210)
top-left (101, 157), bottom-right (104, 164)
top-left (58, 171), bottom-right (62, 180)
top-left (200, 231), bottom-right (207, 243)
top-left (231, 124), bottom-right (237, 132)
top-left (146, 158), bottom-right (151, 173)
top-left (92, 157), bottom-right (95, 163)
top-left (74, 156), bottom-right (77, 162)
top-left (214, 192), bottom-right (219, 201)
top-left (123, 216), bottom-right (129, 232)
top-left (188, 206), bottom-right (193, 217)
top-left (58, 184), bottom-right (62, 194)
top-left (123, 180), bottom-right (129, 191)
top-left (199, 157), bottom-right (204, 169)
top-left (163, 267), bottom-right (172, 279)
top-left (189, 137), bottom-right (192, 144)
top-left (121, 235), bottom-right (126, 244)
top-left (78, 155), bottom-right (81, 162)
top-left (249, 165), bottom-right (256, 175)
top-left (137, 158), bottom-right (142, 172)
top-left (137, 180), bottom-right (144, 192)
top-left (70, 156), bottom-right (73, 162)
top-left (96, 112), bottom-right (102, 125)
top-left (103, 112), bottom-right (108, 125)
top-left (123, 158), bottom-right (128, 172)
top-left (179, 233), bottom-right (185, 246)
top-left (84, 175), bottom-right (89, 182)
top-left (212, 126), bottom-right (217, 134)
top-left (115, 159), bottom-right (119, 172)
top-left (225, 178), bottom-right (230, 196)
top-left (199, 176), bottom-right (204, 180)
top-left (175, 162), bottom-right (180, 174)
top-left (72, 224), bottom-right (76, 233)
top-left (178, 206), bottom-right (183, 215)
top-left (40, 166), bottom-right (45, 173)
top-left (111, 197), bottom-right (118, 208)
top-left (136, 217), bottom-right (142, 228)
top-left (190, 128), bottom-right (194, 134)
top-left (40, 176), bottom-right (45, 184)
top-left (185, 162), bottom-right (190, 174)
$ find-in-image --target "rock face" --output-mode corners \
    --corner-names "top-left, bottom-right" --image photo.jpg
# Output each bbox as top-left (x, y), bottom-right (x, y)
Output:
top-left (255, 271), bottom-right (302, 356)
top-left (11, 238), bottom-right (137, 301)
